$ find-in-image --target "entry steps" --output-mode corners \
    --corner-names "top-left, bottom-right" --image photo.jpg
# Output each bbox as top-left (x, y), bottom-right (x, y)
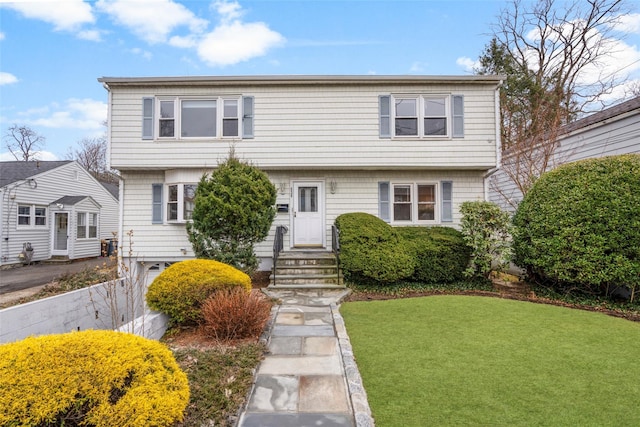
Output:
top-left (269, 251), bottom-right (344, 289)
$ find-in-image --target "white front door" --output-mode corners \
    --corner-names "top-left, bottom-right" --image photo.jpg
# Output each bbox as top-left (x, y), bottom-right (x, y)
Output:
top-left (52, 212), bottom-right (69, 255)
top-left (293, 181), bottom-right (324, 247)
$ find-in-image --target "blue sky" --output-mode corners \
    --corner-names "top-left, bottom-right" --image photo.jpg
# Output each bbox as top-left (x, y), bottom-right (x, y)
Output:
top-left (2, 0), bottom-right (640, 161)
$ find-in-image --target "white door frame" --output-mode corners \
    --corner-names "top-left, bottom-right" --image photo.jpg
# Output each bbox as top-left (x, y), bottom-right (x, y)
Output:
top-left (291, 180), bottom-right (326, 248)
top-left (51, 211), bottom-right (69, 256)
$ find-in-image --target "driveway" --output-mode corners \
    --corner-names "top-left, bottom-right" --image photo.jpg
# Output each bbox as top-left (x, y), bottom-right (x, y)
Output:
top-left (0, 257), bottom-right (115, 303)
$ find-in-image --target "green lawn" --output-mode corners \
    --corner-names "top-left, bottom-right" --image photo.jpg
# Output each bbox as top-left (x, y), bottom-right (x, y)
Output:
top-left (341, 296), bottom-right (640, 426)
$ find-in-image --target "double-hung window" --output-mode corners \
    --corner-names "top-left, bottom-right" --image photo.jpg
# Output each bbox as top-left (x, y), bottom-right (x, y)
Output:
top-left (146, 96), bottom-right (253, 140)
top-left (17, 205), bottom-right (47, 228)
top-left (380, 94), bottom-right (463, 139)
top-left (379, 181), bottom-right (453, 224)
top-left (166, 183), bottom-right (197, 223)
top-left (77, 213), bottom-right (87, 238)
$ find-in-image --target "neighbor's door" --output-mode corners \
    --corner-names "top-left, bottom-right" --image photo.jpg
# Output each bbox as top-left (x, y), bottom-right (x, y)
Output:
top-left (292, 181), bottom-right (324, 247)
top-left (52, 212), bottom-right (69, 255)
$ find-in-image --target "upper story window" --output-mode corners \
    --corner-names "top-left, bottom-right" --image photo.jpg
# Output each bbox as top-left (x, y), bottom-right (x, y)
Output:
top-left (143, 96), bottom-right (254, 140)
top-left (17, 205), bottom-right (47, 228)
top-left (379, 94), bottom-right (464, 139)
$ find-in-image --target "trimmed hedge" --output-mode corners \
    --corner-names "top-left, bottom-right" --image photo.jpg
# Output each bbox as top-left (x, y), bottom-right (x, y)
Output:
top-left (513, 154), bottom-right (640, 295)
top-left (335, 213), bottom-right (469, 285)
top-left (397, 226), bottom-right (469, 284)
top-left (0, 330), bottom-right (189, 427)
top-left (146, 259), bottom-right (252, 325)
top-left (335, 213), bottom-right (414, 284)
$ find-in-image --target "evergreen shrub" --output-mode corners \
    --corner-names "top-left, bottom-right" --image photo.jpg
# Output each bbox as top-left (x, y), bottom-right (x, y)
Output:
top-left (0, 330), bottom-right (189, 427)
top-left (397, 226), bottom-right (470, 283)
top-left (513, 154), bottom-right (640, 299)
top-left (335, 212), bottom-right (414, 284)
top-left (146, 259), bottom-right (252, 325)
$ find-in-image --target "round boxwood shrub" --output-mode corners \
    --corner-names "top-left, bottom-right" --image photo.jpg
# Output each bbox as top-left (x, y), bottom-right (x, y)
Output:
top-left (513, 154), bottom-right (640, 295)
top-left (335, 212), bottom-right (414, 284)
top-left (0, 330), bottom-right (189, 427)
top-left (146, 259), bottom-right (252, 325)
top-left (397, 226), bottom-right (470, 284)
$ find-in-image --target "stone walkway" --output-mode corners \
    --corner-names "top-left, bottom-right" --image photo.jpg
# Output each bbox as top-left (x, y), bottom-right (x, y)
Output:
top-left (238, 289), bottom-right (374, 427)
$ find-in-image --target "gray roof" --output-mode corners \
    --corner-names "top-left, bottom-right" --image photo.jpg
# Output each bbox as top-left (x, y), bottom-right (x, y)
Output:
top-left (99, 181), bottom-right (119, 200)
top-left (51, 195), bottom-right (101, 208)
top-left (0, 160), bottom-right (72, 188)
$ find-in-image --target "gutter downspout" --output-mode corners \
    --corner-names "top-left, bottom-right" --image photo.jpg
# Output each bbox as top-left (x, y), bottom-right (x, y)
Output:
top-left (484, 80), bottom-right (503, 201)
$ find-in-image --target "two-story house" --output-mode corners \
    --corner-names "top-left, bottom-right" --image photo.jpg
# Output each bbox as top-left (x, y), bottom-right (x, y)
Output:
top-left (99, 75), bottom-right (503, 283)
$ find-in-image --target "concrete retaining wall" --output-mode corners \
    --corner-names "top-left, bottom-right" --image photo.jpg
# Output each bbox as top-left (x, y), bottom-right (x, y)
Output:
top-left (0, 279), bottom-right (165, 344)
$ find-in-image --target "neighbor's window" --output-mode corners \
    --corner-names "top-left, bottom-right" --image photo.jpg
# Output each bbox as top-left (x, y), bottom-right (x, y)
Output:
top-left (89, 213), bottom-right (98, 238)
top-left (77, 212), bottom-right (87, 239)
top-left (17, 205), bottom-right (47, 227)
top-left (18, 205), bottom-right (31, 226)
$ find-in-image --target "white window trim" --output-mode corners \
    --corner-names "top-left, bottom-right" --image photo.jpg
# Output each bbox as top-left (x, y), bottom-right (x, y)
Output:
top-left (391, 94), bottom-right (452, 139)
top-left (76, 211), bottom-right (99, 239)
top-left (391, 182), bottom-right (439, 224)
top-left (17, 204), bottom-right (48, 229)
top-left (165, 183), bottom-right (197, 224)
top-left (155, 96), bottom-right (242, 140)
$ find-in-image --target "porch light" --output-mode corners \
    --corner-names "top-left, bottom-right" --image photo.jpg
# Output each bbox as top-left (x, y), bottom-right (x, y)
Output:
top-left (329, 180), bottom-right (337, 194)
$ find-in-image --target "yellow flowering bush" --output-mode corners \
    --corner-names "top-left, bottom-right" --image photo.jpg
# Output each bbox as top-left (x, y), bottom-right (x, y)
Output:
top-left (0, 330), bottom-right (189, 427)
top-left (146, 259), bottom-right (252, 325)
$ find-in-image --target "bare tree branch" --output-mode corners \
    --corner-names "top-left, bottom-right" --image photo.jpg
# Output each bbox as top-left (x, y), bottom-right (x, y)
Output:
top-left (4, 124), bottom-right (46, 161)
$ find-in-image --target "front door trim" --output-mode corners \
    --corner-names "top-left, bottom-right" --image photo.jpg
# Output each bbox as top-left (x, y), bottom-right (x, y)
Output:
top-left (291, 180), bottom-right (325, 248)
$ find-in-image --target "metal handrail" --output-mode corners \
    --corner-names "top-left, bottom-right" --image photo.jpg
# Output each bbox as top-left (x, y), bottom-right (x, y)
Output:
top-left (272, 225), bottom-right (286, 286)
top-left (331, 224), bottom-right (341, 287)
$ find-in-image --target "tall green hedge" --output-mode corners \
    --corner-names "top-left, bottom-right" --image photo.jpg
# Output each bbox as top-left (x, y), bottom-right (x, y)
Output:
top-left (397, 227), bottom-right (469, 284)
top-left (335, 213), bottom-right (469, 285)
top-left (335, 213), bottom-right (414, 284)
top-left (512, 154), bottom-right (640, 297)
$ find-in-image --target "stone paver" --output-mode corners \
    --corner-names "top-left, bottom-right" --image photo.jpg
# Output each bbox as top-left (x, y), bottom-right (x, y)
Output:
top-left (238, 289), bottom-right (374, 427)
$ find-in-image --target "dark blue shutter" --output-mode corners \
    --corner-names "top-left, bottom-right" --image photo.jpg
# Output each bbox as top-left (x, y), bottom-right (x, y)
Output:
top-left (441, 181), bottom-right (453, 222)
top-left (379, 95), bottom-right (391, 138)
top-left (142, 97), bottom-right (154, 140)
top-left (379, 181), bottom-right (390, 222)
top-left (242, 96), bottom-right (254, 138)
top-left (152, 184), bottom-right (163, 224)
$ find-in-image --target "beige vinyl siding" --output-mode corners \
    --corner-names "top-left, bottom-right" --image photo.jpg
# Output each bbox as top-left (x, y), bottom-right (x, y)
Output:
top-left (122, 169), bottom-right (484, 266)
top-left (108, 83), bottom-right (499, 170)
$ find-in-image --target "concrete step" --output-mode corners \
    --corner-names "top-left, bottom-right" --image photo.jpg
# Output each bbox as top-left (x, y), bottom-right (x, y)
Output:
top-left (273, 265), bottom-right (339, 276)
top-left (270, 274), bottom-right (342, 286)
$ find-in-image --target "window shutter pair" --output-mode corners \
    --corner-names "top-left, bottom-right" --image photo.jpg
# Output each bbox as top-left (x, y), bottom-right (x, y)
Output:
top-left (141, 96), bottom-right (254, 139)
top-left (378, 95), bottom-right (464, 138)
top-left (377, 181), bottom-right (453, 222)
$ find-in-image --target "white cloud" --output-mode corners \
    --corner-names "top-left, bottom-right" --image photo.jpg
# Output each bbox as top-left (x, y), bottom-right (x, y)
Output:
top-left (77, 29), bottom-right (103, 42)
top-left (19, 99), bottom-right (107, 130)
top-left (456, 57), bottom-right (479, 73)
top-left (96, 0), bottom-right (207, 44)
top-left (214, 0), bottom-right (243, 23)
top-left (0, 72), bottom-right (18, 85)
top-left (197, 21), bottom-right (284, 67)
top-left (129, 47), bottom-right (153, 60)
top-left (614, 13), bottom-right (640, 34)
top-left (409, 62), bottom-right (426, 73)
top-left (0, 32), bottom-right (5, 41)
top-left (1, 0), bottom-right (94, 31)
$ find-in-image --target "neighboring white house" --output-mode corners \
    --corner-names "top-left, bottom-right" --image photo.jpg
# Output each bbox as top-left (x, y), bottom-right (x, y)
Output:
top-left (489, 96), bottom-right (640, 212)
top-left (0, 160), bottom-right (119, 266)
top-left (99, 75), bottom-right (503, 281)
